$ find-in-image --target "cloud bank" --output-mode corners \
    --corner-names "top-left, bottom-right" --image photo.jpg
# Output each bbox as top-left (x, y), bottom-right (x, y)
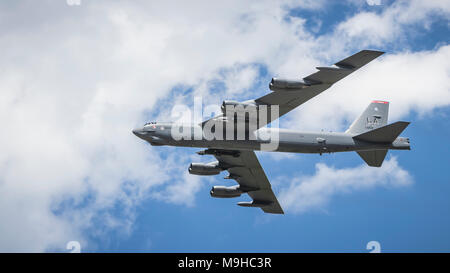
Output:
top-left (279, 157), bottom-right (413, 214)
top-left (0, 0), bottom-right (447, 251)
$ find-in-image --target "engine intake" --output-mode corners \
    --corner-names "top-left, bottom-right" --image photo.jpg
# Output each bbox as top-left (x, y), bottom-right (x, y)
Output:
top-left (221, 100), bottom-right (258, 114)
top-left (188, 161), bottom-right (222, 176)
top-left (269, 78), bottom-right (309, 91)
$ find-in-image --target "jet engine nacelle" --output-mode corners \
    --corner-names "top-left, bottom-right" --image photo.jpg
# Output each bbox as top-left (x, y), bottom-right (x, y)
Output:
top-left (269, 78), bottom-right (309, 91)
top-left (210, 185), bottom-right (242, 198)
top-left (221, 100), bottom-right (258, 114)
top-left (188, 162), bottom-right (222, 176)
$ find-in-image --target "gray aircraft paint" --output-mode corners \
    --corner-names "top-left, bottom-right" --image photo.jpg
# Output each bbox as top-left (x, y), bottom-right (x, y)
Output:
top-left (132, 101), bottom-right (410, 154)
top-left (132, 118), bottom-right (410, 154)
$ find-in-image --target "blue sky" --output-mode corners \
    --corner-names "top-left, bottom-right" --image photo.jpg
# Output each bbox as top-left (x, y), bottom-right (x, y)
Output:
top-left (86, 1), bottom-right (449, 252)
top-left (87, 108), bottom-right (450, 252)
top-left (0, 0), bottom-right (449, 252)
top-left (136, 110), bottom-right (450, 252)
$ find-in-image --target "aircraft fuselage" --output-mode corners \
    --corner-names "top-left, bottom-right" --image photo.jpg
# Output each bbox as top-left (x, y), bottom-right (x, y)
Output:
top-left (132, 123), bottom-right (410, 154)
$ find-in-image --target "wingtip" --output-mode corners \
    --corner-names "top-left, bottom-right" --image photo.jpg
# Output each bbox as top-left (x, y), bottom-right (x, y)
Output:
top-left (399, 121), bottom-right (411, 125)
top-left (363, 49), bottom-right (385, 55)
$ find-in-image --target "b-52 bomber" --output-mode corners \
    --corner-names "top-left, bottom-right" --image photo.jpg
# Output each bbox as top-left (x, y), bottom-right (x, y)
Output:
top-left (133, 50), bottom-right (410, 214)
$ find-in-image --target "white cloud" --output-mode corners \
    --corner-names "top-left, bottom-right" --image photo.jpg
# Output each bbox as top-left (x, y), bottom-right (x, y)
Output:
top-left (335, 0), bottom-right (450, 48)
top-left (223, 65), bottom-right (259, 96)
top-left (366, 0), bottom-right (382, 6)
top-left (0, 0), bottom-right (446, 251)
top-left (151, 153), bottom-right (205, 207)
top-left (1, 0), bottom-right (298, 250)
top-left (279, 157), bottom-right (413, 214)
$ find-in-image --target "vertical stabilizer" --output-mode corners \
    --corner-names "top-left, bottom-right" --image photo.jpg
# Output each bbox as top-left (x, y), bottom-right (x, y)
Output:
top-left (346, 101), bottom-right (389, 134)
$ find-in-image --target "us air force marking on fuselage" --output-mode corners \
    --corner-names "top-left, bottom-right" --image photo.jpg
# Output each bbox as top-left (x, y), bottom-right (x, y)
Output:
top-left (133, 50), bottom-right (411, 214)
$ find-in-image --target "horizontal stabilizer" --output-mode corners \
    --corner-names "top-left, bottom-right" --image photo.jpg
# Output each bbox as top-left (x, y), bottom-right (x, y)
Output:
top-left (353, 121), bottom-right (410, 143)
top-left (357, 150), bottom-right (388, 167)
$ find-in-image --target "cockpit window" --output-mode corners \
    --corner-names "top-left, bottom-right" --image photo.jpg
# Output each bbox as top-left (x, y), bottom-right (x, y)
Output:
top-left (144, 121), bottom-right (157, 126)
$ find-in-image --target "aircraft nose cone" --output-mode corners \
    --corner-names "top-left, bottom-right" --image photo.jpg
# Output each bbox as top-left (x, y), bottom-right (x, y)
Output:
top-left (132, 128), bottom-right (146, 138)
